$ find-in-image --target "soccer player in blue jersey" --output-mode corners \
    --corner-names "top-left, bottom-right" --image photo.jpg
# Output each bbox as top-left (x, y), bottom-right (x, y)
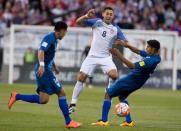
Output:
top-left (8, 21), bottom-right (81, 128)
top-left (92, 40), bottom-right (161, 127)
top-left (69, 7), bottom-right (128, 113)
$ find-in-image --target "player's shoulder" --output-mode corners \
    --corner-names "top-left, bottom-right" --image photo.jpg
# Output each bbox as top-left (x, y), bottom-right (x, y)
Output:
top-left (44, 32), bottom-right (55, 38)
top-left (94, 18), bottom-right (102, 22)
top-left (93, 18), bottom-right (103, 26)
top-left (109, 24), bottom-right (123, 33)
top-left (152, 55), bottom-right (161, 63)
top-left (112, 24), bottom-right (122, 30)
top-left (145, 55), bottom-right (161, 65)
top-left (43, 32), bottom-right (56, 42)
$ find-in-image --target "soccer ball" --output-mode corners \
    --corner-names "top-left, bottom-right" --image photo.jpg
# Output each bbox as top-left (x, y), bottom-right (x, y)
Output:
top-left (114, 103), bottom-right (130, 117)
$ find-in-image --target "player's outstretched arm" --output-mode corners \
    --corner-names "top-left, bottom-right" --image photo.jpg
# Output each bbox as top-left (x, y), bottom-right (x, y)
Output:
top-left (110, 48), bottom-right (135, 69)
top-left (115, 40), bottom-right (141, 55)
top-left (76, 9), bottom-right (95, 26)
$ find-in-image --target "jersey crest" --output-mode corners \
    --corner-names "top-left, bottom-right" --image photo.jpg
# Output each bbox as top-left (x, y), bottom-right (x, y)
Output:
top-left (139, 61), bottom-right (145, 67)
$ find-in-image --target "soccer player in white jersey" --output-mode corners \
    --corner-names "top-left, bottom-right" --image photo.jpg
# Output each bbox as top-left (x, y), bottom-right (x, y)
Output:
top-left (69, 7), bottom-right (127, 113)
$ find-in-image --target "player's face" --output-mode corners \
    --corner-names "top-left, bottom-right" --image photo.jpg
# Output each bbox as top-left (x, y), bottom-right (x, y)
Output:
top-left (102, 9), bottom-right (114, 24)
top-left (146, 45), bottom-right (154, 55)
top-left (55, 29), bottom-right (67, 40)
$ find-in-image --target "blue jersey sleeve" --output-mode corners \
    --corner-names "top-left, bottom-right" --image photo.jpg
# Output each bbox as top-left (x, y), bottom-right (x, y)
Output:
top-left (116, 26), bottom-right (127, 40)
top-left (84, 18), bottom-right (99, 27)
top-left (139, 50), bottom-right (148, 57)
top-left (134, 57), bottom-right (153, 69)
top-left (39, 35), bottom-right (52, 51)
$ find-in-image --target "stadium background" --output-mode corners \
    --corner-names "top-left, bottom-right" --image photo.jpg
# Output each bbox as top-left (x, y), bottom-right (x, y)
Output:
top-left (0, 0), bottom-right (181, 131)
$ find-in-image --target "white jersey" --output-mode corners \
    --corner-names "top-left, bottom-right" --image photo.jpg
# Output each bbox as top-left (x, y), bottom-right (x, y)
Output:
top-left (84, 18), bottom-right (127, 57)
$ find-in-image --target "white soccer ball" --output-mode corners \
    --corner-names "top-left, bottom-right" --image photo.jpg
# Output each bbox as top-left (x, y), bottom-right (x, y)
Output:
top-left (114, 102), bottom-right (130, 117)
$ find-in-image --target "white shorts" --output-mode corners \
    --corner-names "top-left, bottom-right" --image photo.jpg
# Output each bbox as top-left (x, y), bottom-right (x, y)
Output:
top-left (80, 55), bottom-right (117, 76)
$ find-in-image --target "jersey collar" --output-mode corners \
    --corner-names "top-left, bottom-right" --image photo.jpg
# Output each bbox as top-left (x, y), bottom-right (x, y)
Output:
top-left (102, 21), bottom-right (113, 28)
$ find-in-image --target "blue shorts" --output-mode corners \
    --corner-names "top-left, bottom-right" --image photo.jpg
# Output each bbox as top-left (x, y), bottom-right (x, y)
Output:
top-left (35, 68), bottom-right (62, 95)
top-left (106, 76), bottom-right (140, 100)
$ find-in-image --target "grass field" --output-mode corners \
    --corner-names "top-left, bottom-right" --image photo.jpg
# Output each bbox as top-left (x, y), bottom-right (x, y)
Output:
top-left (0, 83), bottom-right (181, 131)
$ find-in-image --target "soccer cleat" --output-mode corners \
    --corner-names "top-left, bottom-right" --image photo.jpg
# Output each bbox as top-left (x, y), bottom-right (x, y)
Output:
top-left (8, 91), bottom-right (17, 109)
top-left (120, 121), bottom-right (135, 127)
top-left (69, 104), bottom-right (76, 114)
top-left (66, 120), bottom-right (82, 128)
top-left (91, 120), bottom-right (109, 126)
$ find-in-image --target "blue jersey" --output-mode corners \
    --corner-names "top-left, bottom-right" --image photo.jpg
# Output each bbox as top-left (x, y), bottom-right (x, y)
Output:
top-left (35, 32), bottom-right (62, 95)
top-left (126, 50), bottom-right (161, 88)
top-left (38, 32), bottom-right (57, 69)
top-left (107, 50), bottom-right (161, 99)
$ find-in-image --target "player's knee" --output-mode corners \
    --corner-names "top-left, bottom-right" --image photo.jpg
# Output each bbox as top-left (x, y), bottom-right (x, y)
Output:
top-left (77, 72), bottom-right (87, 82)
top-left (104, 93), bottom-right (111, 100)
top-left (57, 89), bottom-right (66, 97)
top-left (110, 74), bottom-right (118, 81)
top-left (108, 71), bottom-right (118, 80)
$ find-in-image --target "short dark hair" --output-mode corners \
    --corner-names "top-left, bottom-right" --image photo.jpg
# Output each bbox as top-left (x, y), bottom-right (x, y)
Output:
top-left (147, 40), bottom-right (160, 51)
top-left (54, 21), bottom-right (68, 31)
top-left (102, 6), bottom-right (114, 12)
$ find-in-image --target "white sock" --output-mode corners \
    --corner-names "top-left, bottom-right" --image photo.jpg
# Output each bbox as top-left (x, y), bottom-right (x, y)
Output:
top-left (71, 81), bottom-right (84, 104)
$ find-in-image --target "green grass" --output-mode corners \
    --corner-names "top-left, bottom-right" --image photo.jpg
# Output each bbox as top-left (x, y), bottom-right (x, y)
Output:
top-left (0, 83), bottom-right (181, 131)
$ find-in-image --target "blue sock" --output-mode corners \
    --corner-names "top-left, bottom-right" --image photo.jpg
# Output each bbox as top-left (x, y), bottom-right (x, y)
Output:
top-left (122, 99), bottom-right (132, 123)
top-left (16, 94), bottom-right (40, 104)
top-left (102, 99), bottom-right (111, 122)
top-left (58, 96), bottom-right (71, 125)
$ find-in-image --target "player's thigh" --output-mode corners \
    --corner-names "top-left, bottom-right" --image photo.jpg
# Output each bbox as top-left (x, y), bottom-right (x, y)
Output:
top-left (50, 74), bottom-right (63, 95)
top-left (35, 70), bottom-right (55, 94)
top-left (35, 67), bottom-right (53, 88)
top-left (100, 56), bottom-right (117, 77)
top-left (80, 56), bottom-right (97, 77)
top-left (106, 77), bottom-right (131, 98)
top-left (36, 70), bottom-right (62, 95)
top-left (77, 71), bottom-right (88, 82)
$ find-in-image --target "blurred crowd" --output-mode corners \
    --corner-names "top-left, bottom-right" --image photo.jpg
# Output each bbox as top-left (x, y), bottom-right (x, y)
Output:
top-left (0, 0), bottom-right (181, 35)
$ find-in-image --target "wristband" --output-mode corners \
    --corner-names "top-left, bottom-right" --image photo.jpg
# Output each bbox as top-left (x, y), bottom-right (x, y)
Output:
top-left (39, 61), bottom-right (45, 66)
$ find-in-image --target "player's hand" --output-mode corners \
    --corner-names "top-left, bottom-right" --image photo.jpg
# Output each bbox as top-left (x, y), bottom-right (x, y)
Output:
top-left (86, 9), bottom-right (96, 18)
top-left (38, 66), bottom-right (45, 77)
top-left (109, 48), bottom-right (122, 57)
top-left (54, 66), bottom-right (60, 75)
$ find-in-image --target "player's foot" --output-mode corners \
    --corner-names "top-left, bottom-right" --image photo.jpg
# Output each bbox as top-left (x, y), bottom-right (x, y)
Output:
top-left (91, 120), bottom-right (109, 126)
top-left (66, 120), bottom-right (82, 128)
top-left (8, 91), bottom-right (17, 109)
top-left (120, 121), bottom-right (135, 127)
top-left (69, 104), bottom-right (76, 114)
